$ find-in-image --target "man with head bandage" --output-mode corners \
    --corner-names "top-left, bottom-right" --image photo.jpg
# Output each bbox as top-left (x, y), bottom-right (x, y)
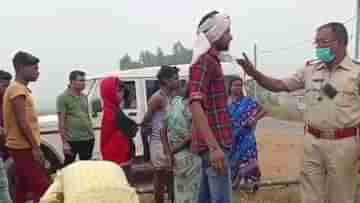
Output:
top-left (188, 11), bottom-right (233, 203)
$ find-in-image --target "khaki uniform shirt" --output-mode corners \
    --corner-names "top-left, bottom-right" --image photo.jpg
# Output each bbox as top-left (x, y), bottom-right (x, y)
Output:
top-left (283, 56), bottom-right (360, 131)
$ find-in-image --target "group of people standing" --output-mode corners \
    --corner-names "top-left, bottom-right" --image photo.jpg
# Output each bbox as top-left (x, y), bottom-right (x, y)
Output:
top-left (0, 8), bottom-right (358, 203)
top-left (141, 66), bottom-right (266, 203)
top-left (140, 11), bottom-right (268, 203)
top-left (0, 50), bottom-right (140, 203)
top-left (49, 10), bottom-right (269, 203)
top-left (142, 10), bottom-right (360, 203)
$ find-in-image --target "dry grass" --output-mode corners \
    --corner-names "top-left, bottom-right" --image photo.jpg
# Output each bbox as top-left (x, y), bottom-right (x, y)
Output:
top-left (139, 128), bottom-right (360, 203)
top-left (139, 131), bottom-right (304, 203)
top-left (234, 186), bottom-right (300, 203)
top-left (231, 132), bottom-right (303, 203)
top-left (139, 131), bottom-right (360, 203)
top-left (256, 130), bottom-right (303, 179)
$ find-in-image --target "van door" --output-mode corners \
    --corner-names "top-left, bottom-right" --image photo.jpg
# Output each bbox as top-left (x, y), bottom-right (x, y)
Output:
top-left (87, 78), bottom-right (103, 159)
top-left (121, 79), bottom-right (144, 156)
top-left (88, 78), bottom-right (145, 157)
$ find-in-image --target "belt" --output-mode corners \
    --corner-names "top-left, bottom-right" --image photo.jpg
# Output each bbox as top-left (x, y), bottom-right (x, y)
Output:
top-left (307, 125), bottom-right (357, 140)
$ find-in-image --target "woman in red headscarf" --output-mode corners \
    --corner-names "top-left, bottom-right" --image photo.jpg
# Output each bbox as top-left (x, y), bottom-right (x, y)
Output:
top-left (100, 76), bottom-right (130, 166)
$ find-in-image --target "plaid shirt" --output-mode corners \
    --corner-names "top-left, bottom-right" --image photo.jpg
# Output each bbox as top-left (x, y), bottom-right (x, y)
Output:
top-left (189, 48), bottom-right (232, 153)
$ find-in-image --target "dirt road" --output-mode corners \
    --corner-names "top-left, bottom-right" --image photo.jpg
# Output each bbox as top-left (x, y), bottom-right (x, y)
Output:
top-left (257, 117), bottom-right (304, 136)
top-left (255, 117), bottom-right (304, 179)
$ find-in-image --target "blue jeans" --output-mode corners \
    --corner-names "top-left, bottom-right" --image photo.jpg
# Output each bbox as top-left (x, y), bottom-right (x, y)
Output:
top-left (198, 150), bottom-right (232, 203)
top-left (0, 158), bottom-right (12, 203)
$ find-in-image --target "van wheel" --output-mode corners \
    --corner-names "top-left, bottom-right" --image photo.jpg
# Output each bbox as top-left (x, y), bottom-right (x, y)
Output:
top-left (40, 145), bottom-right (62, 175)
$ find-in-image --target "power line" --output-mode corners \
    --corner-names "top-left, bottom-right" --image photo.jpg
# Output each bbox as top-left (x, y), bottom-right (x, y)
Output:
top-left (259, 40), bottom-right (312, 55)
top-left (257, 15), bottom-right (357, 56)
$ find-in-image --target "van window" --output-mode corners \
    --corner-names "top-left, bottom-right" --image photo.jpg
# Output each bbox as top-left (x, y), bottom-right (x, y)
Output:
top-left (91, 79), bottom-right (137, 110)
top-left (145, 80), bottom-right (160, 100)
top-left (180, 79), bottom-right (187, 89)
top-left (123, 81), bottom-right (137, 109)
top-left (145, 79), bottom-right (187, 100)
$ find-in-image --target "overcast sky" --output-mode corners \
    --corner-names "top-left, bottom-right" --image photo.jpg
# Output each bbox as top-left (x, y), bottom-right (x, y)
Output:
top-left (0, 0), bottom-right (357, 110)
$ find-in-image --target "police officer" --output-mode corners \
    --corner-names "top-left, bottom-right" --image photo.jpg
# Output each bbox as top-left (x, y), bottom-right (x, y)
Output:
top-left (238, 22), bottom-right (360, 203)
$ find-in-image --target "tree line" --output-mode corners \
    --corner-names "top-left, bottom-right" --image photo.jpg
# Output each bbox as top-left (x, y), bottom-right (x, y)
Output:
top-left (119, 41), bottom-right (277, 105)
top-left (119, 41), bottom-right (192, 70)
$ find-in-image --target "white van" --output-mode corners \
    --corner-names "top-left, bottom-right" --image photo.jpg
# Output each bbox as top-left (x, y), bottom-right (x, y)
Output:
top-left (86, 62), bottom-right (245, 159)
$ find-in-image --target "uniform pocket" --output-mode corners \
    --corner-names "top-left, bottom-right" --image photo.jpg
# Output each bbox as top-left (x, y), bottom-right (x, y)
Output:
top-left (334, 90), bottom-right (357, 107)
top-left (304, 89), bottom-right (322, 107)
top-left (305, 77), bottom-right (324, 106)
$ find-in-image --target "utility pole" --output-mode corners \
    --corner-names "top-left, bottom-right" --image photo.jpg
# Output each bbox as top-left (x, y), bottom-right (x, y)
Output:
top-left (253, 43), bottom-right (258, 100)
top-left (355, 0), bottom-right (360, 59)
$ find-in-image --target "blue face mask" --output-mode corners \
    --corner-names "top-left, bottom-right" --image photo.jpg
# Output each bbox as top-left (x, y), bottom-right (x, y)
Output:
top-left (316, 47), bottom-right (335, 63)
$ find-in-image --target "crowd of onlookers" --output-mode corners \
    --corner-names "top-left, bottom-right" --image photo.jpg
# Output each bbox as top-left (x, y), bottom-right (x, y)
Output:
top-left (0, 8), bottom-right (358, 203)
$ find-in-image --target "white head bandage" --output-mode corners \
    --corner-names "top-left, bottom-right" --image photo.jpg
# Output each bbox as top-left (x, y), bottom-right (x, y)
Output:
top-left (191, 13), bottom-right (231, 65)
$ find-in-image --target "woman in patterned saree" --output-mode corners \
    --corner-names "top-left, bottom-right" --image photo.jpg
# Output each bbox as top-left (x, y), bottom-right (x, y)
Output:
top-left (226, 77), bottom-right (267, 190)
top-left (160, 87), bottom-right (201, 203)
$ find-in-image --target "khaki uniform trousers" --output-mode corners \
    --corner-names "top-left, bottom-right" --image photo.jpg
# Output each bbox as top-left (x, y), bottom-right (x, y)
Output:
top-left (300, 133), bottom-right (360, 203)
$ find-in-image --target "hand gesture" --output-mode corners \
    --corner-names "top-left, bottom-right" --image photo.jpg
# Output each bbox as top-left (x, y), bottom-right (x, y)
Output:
top-left (236, 53), bottom-right (256, 76)
top-left (209, 147), bottom-right (226, 176)
top-left (247, 119), bottom-right (258, 129)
